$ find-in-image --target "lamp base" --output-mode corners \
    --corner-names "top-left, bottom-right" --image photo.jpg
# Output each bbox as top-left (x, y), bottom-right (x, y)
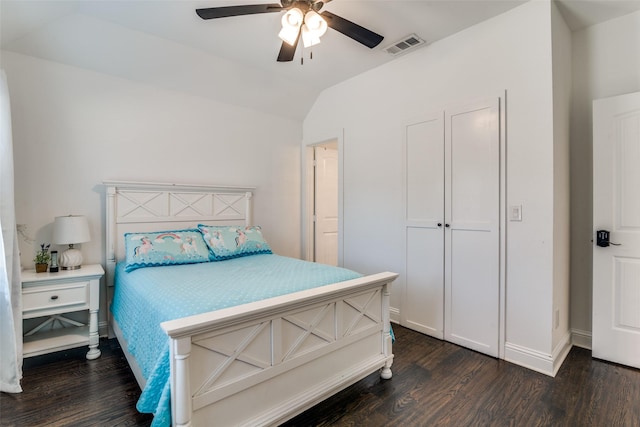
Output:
top-left (59, 248), bottom-right (83, 270)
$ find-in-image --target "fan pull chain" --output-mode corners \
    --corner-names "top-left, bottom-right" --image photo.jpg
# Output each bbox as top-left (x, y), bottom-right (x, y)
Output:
top-left (300, 48), bottom-right (314, 66)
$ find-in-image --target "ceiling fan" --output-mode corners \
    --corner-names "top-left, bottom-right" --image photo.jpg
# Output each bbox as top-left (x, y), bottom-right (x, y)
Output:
top-left (196, 0), bottom-right (384, 62)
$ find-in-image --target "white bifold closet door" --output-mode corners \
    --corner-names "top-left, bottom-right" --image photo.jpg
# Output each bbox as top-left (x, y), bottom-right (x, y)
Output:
top-left (404, 97), bottom-right (500, 358)
top-left (405, 112), bottom-right (446, 338)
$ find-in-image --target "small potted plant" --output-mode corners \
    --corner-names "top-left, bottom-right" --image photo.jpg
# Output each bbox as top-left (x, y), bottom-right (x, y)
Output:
top-left (34, 243), bottom-right (51, 273)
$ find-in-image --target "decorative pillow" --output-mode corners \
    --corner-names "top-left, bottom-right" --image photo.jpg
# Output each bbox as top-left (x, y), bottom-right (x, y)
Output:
top-left (197, 225), bottom-right (272, 261)
top-left (124, 229), bottom-right (211, 272)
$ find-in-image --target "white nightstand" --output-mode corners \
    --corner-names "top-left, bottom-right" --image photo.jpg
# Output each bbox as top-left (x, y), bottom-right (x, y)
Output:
top-left (21, 264), bottom-right (104, 360)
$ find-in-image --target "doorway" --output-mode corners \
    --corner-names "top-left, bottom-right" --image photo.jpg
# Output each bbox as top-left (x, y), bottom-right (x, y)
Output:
top-left (305, 140), bottom-right (340, 266)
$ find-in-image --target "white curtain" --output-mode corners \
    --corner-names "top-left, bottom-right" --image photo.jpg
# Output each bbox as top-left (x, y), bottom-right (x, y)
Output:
top-left (0, 69), bottom-right (23, 393)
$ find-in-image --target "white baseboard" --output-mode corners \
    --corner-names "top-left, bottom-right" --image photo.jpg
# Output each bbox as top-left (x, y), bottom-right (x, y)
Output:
top-left (551, 332), bottom-right (573, 375)
top-left (99, 320), bottom-right (109, 338)
top-left (571, 328), bottom-right (592, 350)
top-left (394, 312), bottom-right (584, 377)
top-left (389, 307), bottom-right (400, 324)
top-left (504, 331), bottom-right (572, 377)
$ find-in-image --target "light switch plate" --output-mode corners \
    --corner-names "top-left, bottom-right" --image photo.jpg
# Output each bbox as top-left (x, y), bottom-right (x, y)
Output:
top-left (510, 205), bottom-right (522, 221)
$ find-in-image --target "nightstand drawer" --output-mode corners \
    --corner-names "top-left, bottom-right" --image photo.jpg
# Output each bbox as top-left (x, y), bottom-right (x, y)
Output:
top-left (22, 282), bottom-right (89, 318)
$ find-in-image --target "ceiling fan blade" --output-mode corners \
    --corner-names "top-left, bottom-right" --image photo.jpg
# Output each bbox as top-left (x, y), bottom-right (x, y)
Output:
top-left (196, 4), bottom-right (283, 20)
top-left (321, 11), bottom-right (383, 48)
top-left (277, 29), bottom-right (300, 62)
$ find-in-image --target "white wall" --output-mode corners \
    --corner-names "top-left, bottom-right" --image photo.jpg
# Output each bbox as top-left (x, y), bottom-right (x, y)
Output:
top-left (3, 50), bottom-right (302, 330)
top-left (550, 0), bottom-right (572, 358)
top-left (304, 0), bottom-right (561, 367)
top-left (569, 10), bottom-right (640, 345)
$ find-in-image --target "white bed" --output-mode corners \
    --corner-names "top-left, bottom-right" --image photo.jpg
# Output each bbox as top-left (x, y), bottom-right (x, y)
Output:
top-left (104, 181), bottom-right (397, 426)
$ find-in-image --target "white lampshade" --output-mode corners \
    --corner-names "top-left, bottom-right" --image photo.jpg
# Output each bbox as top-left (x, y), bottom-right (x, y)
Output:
top-left (279, 8), bottom-right (303, 46)
top-left (281, 7), bottom-right (303, 28)
top-left (53, 215), bottom-right (90, 270)
top-left (53, 215), bottom-right (90, 245)
top-left (304, 11), bottom-right (327, 37)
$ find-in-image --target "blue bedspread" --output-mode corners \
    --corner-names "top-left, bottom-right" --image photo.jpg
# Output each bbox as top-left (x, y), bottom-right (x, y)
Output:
top-left (110, 254), bottom-right (362, 426)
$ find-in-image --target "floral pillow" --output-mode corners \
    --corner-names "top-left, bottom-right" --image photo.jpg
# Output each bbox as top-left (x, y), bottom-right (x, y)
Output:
top-left (197, 225), bottom-right (272, 261)
top-left (124, 229), bottom-right (211, 272)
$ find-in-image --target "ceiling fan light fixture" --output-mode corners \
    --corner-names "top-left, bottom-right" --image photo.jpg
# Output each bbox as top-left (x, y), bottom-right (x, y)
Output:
top-left (279, 7), bottom-right (304, 45)
top-left (300, 10), bottom-right (327, 48)
top-left (304, 10), bottom-right (327, 37)
top-left (282, 7), bottom-right (303, 27)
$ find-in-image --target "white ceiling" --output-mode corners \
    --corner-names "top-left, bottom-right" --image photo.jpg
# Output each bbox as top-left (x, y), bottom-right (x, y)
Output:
top-left (2, 0), bottom-right (639, 120)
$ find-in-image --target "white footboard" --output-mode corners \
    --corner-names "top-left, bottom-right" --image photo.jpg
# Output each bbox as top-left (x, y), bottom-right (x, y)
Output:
top-left (161, 272), bottom-right (397, 427)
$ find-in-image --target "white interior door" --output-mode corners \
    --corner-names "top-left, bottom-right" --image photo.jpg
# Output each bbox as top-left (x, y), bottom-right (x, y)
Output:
top-left (444, 98), bottom-right (500, 358)
top-left (592, 91), bottom-right (640, 369)
top-left (404, 112), bottom-right (445, 338)
top-left (314, 145), bottom-right (338, 266)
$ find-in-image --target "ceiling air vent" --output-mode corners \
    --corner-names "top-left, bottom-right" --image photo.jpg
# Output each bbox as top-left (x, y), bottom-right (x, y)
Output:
top-left (383, 34), bottom-right (426, 56)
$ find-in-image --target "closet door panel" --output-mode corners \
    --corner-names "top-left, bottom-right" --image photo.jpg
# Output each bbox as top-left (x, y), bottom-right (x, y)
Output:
top-left (449, 106), bottom-right (499, 229)
top-left (445, 99), bottom-right (500, 357)
top-left (406, 117), bottom-right (444, 225)
top-left (403, 114), bottom-right (444, 337)
top-left (449, 230), bottom-right (499, 352)
top-left (406, 227), bottom-right (444, 337)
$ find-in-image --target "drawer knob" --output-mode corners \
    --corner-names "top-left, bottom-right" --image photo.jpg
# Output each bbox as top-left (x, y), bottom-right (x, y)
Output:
top-left (50, 295), bottom-right (59, 300)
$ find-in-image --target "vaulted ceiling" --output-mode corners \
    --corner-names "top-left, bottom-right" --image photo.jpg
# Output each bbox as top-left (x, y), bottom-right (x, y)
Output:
top-left (2, 1), bottom-right (639, 120)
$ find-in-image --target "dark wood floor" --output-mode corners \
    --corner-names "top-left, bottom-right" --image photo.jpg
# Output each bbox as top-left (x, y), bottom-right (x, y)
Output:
top-left (2, 325), bottom-right (639, 427)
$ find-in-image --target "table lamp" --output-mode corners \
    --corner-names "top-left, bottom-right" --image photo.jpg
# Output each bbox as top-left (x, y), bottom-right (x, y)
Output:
top-left (53, 215), bottom-right (90, 270)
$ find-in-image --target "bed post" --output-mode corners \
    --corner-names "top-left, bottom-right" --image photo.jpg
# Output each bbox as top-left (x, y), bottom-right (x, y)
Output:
top-left (106, 186), bottom-right (116, 271)
top-left (105, 185), bottom-right (117, 337)
top-left (381, 282), bottom-right (393, 379)
top-left (245, 191), bottom-right (253, 226)
top-left (172, 337), bottom-right (193, 427)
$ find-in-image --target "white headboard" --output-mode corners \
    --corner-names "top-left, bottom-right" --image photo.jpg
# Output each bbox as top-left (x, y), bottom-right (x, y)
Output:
top-left (104, 181), bottom-right (255, 289)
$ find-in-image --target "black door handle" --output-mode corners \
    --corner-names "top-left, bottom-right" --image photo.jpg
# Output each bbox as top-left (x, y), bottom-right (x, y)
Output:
top-left (596, 230), bottom-right (621, 247)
